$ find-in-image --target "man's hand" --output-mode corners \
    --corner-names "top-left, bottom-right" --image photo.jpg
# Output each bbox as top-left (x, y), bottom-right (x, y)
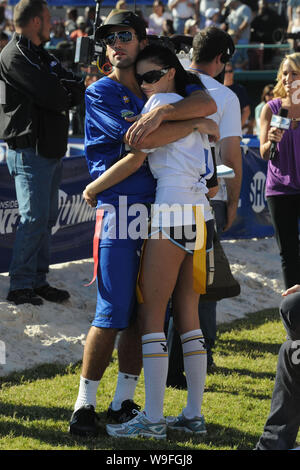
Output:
top-left (125, 106), bottom-right (165, 147)
top-left (223, 200), bottom-right (238, 232)
top-left (194, 118), bottom-right (220, 142)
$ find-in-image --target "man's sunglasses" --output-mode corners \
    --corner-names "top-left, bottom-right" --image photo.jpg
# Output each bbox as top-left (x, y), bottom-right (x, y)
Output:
top-left (136, 68), bottom-right (169, 85)
top-left (103, 30), bottom-right (136, 46)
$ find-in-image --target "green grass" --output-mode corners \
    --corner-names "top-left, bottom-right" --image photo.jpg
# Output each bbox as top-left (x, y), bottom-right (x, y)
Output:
top-left (0, 308), bottom-right (298, 451)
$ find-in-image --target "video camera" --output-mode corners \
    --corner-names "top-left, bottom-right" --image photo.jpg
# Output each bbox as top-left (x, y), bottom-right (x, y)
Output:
top-left (285, 32), bottom-right (300, 40)
top-left (74, 1), bottom-right (193, 72)
top-left (272, 28), bottom-right (300, 44)
top-left (74, 0), bottom-right (108, 70)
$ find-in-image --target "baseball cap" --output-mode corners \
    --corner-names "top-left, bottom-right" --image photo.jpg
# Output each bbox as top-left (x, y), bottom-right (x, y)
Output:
top-left (95, 10), bottom-right (147, 41)
top-left (205, 8), bottom-right (219, 18)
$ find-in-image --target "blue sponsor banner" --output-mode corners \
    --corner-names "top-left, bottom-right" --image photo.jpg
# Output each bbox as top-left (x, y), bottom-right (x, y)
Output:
top-left (222, 137), bottom-right (274, 240)
top-left (0, 136), bottom-right (275, 273)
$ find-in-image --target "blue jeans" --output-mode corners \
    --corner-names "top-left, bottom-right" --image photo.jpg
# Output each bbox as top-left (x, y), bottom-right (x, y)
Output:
top-left (6, 147), bottom-right (62, 290)
top-left (255, 292), bottom-right (300, 450)
top-left (173, 16), bottom-right (190, 34)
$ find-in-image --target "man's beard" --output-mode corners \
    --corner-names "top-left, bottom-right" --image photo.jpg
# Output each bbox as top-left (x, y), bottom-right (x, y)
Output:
top-left (110, 57), bottom-right (135, 70)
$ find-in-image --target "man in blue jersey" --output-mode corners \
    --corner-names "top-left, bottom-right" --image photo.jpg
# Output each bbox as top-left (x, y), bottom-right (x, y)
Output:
top-left (69, 10), bottom-right (217, 437)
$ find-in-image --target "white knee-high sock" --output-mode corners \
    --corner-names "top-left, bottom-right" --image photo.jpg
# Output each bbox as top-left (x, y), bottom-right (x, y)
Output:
top-left (111, 372), bottom-right (139, 411)
top-left (181, 329), bottom-right (207, 419)
top-left (74, 376), bottom-right (100, 412)
top-left (142, 332), bottom-right (168, 422)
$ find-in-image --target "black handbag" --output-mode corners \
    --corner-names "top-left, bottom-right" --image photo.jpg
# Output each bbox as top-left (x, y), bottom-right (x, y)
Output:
top-left (199, 229), bottom-right (241, 302)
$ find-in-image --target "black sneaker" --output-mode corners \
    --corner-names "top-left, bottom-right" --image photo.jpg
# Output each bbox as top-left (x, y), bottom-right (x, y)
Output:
top-left (34, 285), bottom-right (70, 303)
top-left (7, 289), bottom-right (43, 306)
top-left (69, 405), bottom-right (100, 437)
top-left (107, 399), bottom-right (141, 423)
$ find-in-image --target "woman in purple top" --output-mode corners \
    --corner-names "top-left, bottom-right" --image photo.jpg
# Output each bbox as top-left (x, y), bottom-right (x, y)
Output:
top-left (260, 52), bottom-right (300, 289)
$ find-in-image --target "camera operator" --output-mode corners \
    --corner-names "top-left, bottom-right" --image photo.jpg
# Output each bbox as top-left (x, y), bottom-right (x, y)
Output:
top-left (0, 0), bottom-right (85, 305)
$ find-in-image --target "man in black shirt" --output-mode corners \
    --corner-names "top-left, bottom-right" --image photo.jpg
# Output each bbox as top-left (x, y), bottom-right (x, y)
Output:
top-left (0, 0), bottom-right (85, 305)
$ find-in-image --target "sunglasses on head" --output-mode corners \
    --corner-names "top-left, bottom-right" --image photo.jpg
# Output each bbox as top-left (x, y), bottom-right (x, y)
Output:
top-left (103, 30), bottom-right (136, 46)
top-left (136, 68), bottom-right (169, 85)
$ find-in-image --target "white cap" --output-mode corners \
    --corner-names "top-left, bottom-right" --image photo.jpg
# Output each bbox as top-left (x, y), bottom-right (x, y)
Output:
top-left (76, 16), bottom-right (86, 27)
top-left (185, 18), bottom-right (197, 29)
top-left (205, 7), bottom-right (220, 18)
top-left (224, 0), bottom-right (236, 7)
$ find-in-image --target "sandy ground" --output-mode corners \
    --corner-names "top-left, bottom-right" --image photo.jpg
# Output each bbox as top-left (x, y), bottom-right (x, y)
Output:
top-left (0, 237), bottom-right (284, 377)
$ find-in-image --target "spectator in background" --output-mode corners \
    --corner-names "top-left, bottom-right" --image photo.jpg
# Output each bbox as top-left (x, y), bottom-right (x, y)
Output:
top-left (184, 17), bottom-right (199, 35)
top-left (148, 0), bottom-right (172, 35)
top-left (254, 83), bottom-right (274, 138)
top-left (65, 7), bottom-right (77, 36)
top-left (0, 30), bottom-right (9, 51)
top-left (195, 0), bottom-right (222, 29)
top-left (46, 21), bottom-right (67, 48)
top-left (225, 0), bottom-right (252, 70)
top-left (168, 0), bottom-right (196, 34)
top-left (1, 0), bottom-right (13, 34)
top-left (0, 4), bottom-right (8, 31)
top-left (162, 17), bottom-right (175, 36)
top-left (205, 7), bottom-right (221, 27)
top-left (84, 6), bottom-right (96, 31)
top-left (288, 5), bottom-right (300, 51)
top-left (288, 0), bottom-right (300, 32)
top-left (69, 16), bottom-right (88, 42)
top-left (250, 0), bottom-right (286, 65)
top-left (223, 61), bottom-right (251, 131)
top-left (251, 0), bottom-right (285, 44)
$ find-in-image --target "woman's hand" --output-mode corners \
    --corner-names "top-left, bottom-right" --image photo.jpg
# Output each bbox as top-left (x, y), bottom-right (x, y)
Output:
top-left (282, 285), bottom-right (300, 296)
top-left (267, 126), bottom-right (285, 144)
top-left (83, 186), bottom-right (97, 208)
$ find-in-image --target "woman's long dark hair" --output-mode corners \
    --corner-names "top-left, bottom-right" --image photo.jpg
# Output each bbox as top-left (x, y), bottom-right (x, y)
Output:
top-left (135, 44), bottom-right (206, 97)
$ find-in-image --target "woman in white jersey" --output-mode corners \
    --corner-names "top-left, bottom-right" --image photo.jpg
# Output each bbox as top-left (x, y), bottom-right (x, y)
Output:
top-left (84, 44), bottom-right (219, 439)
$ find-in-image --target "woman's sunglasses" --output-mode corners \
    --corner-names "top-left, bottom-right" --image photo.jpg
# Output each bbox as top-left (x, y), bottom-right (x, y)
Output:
top-left (136, 69), bottom-right (169, 85)
top-left (103, 30), bottom-right (136, 46)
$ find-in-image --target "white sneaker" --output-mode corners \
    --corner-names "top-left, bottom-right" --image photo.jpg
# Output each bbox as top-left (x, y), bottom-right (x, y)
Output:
top-left (106, 410), bottom-right (167, 440)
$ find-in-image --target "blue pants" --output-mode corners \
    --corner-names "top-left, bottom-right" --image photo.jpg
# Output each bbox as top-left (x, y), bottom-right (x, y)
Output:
top-left (173, 16), bottom-right (190, 34)
top-left (256, 292), bottom-right (300, 450)
top-left (92, 242), bottom-right (143, 329)
top-left (6, 147), bottom-right (62, 290)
